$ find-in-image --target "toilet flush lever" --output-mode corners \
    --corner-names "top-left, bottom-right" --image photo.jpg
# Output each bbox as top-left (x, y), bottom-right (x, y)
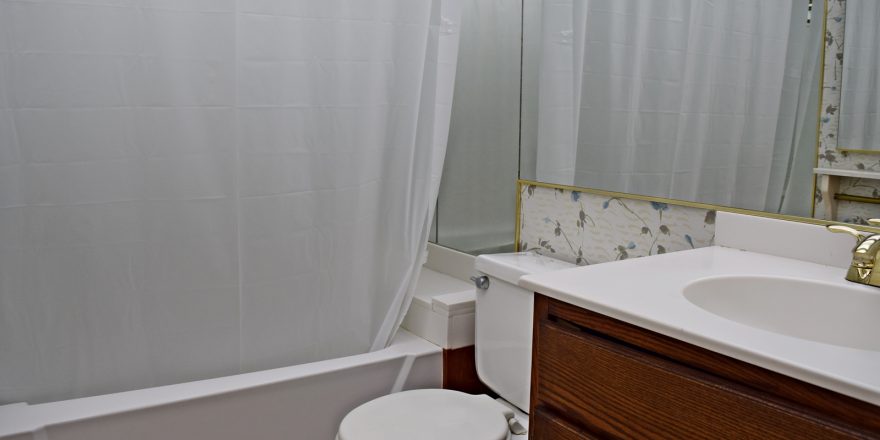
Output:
top-left (470, 275), bottom-right (489, 290)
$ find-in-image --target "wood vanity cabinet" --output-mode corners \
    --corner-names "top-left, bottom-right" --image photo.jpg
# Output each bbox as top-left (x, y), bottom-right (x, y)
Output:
top-left (529, 294), bottom-right (880, 439)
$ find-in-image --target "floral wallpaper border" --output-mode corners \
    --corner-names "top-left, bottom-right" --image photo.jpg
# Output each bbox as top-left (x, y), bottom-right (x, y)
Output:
top-left (518, 182), bottom-right (716, 266)
top-left (815, 0), bottom-right (880, 223)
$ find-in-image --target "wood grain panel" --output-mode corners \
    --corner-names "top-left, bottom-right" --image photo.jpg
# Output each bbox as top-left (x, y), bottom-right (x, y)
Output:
top-left (542, 297), bottom-right (880, 433)
top-left (442, 345), bottom-right (494, 396)
top-left (530, 407), bottom-right (597, 440)
top-left (530, 295), bottom-right (880, 439)
top-left (537, 321), bottom-right (863, 439)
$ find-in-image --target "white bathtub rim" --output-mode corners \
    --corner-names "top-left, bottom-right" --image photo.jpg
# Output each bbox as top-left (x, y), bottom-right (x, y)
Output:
top-left (0, 330), bottom-right (439, 438)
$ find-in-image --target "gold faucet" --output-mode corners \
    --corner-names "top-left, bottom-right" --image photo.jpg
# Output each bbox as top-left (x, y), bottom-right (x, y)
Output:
top-left (827, 220), bottom-right (880, 286)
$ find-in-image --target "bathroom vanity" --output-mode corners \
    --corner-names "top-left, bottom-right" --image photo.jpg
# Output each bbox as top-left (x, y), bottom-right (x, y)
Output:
top-left (529, 294), bottom-right (880, 439)
top-left (519, 215), bottom-right (880, 439)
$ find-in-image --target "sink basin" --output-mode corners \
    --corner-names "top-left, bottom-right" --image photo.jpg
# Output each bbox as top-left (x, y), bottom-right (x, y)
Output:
top-left (683, 276), bottom-right (880, 352)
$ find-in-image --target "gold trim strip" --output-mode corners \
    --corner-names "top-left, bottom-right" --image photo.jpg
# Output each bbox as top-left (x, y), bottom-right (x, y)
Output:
top-left (838, 147), bottom-right (880, 155)
top-left (514, 180), bottom-right (523, 251)
top-left (516, 178), bottom-right (880, 233)
top-left (835, 194), bottom-right (880, 205)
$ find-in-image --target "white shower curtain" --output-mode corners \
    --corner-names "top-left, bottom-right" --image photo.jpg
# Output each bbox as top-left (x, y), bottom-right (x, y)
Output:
top-left (839, 0), bottom-right (880, 150)
top-left (535, 0), bottom-right (588, 184)
top-left (536, 0), bottom-right (822, 212)
top-left (0, 0), bottom-right (461, 404)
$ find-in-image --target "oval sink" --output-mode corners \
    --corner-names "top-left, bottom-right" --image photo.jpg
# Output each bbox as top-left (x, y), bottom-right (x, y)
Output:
top-left (683, 276), bottom-right (880, 352)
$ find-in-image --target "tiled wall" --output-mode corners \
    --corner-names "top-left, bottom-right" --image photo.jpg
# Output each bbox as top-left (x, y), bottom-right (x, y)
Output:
top-left (815, 0), bottom-right (880, 223)
top-left (518, 183), bottom-right (715, 265)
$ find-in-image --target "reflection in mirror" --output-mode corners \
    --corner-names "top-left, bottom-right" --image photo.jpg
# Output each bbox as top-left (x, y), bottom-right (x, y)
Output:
top-left (838, 0), bottom-right (880, 152)
top-left (432, 0), bottom-right (521, 255)
top-left (521, 0), bottom-right (824, 219)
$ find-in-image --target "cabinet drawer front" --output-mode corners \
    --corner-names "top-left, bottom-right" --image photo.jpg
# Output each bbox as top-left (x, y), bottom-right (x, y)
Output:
top-left (531, 407), bottom-right (597, 440)
top-left (534, 322), bottom-right (864, 440)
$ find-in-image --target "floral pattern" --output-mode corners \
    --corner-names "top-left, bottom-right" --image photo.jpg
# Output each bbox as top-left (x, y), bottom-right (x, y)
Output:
top-left (815, 0), bottom-right (880, 221)
top-left (519, 184), bottom-right (715, 266)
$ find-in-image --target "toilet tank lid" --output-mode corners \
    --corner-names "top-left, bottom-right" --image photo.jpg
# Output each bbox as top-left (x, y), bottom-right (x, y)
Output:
top-left (474, 252), bottom-right (575, 286)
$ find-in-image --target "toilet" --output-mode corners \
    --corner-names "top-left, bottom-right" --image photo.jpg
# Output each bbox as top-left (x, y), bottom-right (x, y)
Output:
top-left (337, 252), bottom-right (575, 440)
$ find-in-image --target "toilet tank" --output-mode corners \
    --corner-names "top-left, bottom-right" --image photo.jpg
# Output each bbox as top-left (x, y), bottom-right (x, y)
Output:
top-left (473, 252), bottom-right (575, 413)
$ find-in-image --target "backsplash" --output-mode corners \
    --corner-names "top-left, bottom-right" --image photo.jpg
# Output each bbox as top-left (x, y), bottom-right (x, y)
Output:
top-left (815, 0), bottom-right (880, 223)
top-left (518, 183), bottom-right (715, 266)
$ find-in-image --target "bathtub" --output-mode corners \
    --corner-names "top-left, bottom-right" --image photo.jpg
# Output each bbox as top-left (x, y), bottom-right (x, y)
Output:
top-left (0, 330), bottom-right (441, 440)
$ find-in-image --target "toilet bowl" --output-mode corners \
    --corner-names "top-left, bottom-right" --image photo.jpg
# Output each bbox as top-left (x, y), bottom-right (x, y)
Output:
top-left (336, 252), bottom-right (574, 440)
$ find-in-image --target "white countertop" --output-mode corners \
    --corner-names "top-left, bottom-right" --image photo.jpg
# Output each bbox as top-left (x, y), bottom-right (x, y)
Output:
top-left (519, 246), bottom-right (880, 406)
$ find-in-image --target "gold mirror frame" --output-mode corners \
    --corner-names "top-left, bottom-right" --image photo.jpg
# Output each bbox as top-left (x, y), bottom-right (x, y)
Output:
top-left (838, 147), bottom-right (880, 155)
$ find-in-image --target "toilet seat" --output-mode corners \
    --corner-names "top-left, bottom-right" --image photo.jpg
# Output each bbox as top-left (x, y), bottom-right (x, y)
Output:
top-left (336, 389), bottom-right (516, 440)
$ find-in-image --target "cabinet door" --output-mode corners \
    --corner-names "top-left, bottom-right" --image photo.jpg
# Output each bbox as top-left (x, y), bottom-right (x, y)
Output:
top-left (533, 321), bottom-right (866, 439)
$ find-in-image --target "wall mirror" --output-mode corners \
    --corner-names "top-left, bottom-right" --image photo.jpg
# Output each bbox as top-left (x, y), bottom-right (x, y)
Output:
top-left (837, 0), bottom-right (880, 153)
top-left (432, 0), bottom-right (880, 256)
top-left (431, 0), bottom-right (522, 255)
top-left (519, 0), bottom-right (825, 220)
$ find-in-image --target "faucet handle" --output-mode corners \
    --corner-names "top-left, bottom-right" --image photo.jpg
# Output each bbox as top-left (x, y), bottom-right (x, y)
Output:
top-left (826, 224), bottom-right (865, 243)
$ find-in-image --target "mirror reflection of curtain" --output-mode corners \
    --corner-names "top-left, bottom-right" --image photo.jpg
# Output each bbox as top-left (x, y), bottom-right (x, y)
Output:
top-left (774, 0), bottom-right (823, 216)
top-left (535, 0), bottom-right (588, 184)
top-left (839, 0), bottom-right (880, 151)
top-left (435, 0), bottom-right (522, 254)
top-left (536, 0), bottom-right (822, 213)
